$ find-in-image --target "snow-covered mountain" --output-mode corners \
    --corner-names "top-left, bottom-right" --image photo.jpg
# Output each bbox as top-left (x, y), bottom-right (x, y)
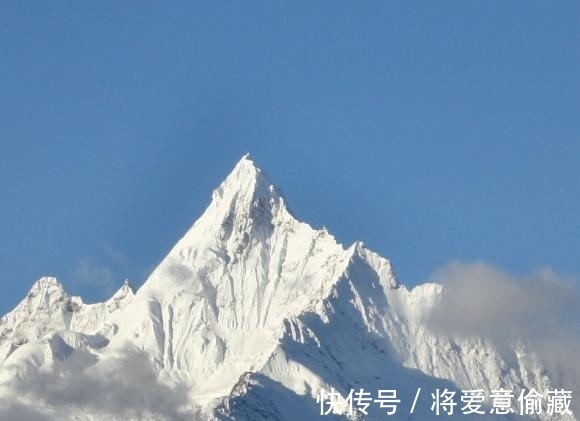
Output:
top-left (0, 277), bottom-right (134, 363)
top-left (0, 155), bottom-right (576, 421)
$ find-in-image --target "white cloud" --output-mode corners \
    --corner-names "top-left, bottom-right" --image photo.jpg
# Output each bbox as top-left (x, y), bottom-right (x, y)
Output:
top-left (427, 261), bottom-right (580, 341)
top-left (0, 401), bottom-right (53, 421)
top-left (426, 261), bottom-right (580, 412)
top-left (5, 350), bottom-right (199, 420)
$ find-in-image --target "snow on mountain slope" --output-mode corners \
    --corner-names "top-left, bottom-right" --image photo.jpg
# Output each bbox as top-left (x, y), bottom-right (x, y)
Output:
top-left (0, 277), bottom-right (134, 365)
top-left (0, 155), bottom-right (576, 421)
top-left (230, 261), bottom-right (564, 421)
top-left (105, 155), bottom-right (357, 402)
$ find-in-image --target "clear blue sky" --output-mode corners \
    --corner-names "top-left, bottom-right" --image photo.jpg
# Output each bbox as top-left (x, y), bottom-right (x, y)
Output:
top-left (1, 1), bottom-right (579, 314)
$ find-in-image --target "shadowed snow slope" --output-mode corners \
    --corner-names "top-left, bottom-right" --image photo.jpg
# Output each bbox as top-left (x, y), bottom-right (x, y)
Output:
top-left (0, 155), bottom-right (576, 421)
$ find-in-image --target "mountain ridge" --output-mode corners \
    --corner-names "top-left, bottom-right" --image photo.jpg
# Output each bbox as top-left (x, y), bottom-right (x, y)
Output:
top-left (0, 156), bottom-right (576, 421)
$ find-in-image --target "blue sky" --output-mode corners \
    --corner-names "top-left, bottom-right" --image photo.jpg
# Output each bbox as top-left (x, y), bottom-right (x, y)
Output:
top-left (1, 1), bottom-right (579, 314)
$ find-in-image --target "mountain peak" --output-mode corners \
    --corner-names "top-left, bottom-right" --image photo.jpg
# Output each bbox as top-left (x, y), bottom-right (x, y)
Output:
top-left (150, 155), bottom-right (294, 274)
top-left (109, 279), bottom-right (134, 302)
top-left (214, 154), bottom-right (278, 201)
top-left (198, 156), bottom-right (292, 238)
top-left (28, 276), bottom-right (66, 297)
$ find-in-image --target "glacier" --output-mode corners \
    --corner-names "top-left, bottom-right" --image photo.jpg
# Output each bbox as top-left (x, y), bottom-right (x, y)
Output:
top-left (0, 155), bottom-right (576, 420)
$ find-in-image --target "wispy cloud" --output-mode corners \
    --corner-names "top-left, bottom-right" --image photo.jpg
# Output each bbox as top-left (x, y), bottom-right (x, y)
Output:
top-left (102, 242), bottom-right (129, 268)
top-left (70, 256), bottom-right (116, 292)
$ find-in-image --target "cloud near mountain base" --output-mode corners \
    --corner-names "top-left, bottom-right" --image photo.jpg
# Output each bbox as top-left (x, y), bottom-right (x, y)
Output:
top-left (1, 350), bottom-right (197, 421)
